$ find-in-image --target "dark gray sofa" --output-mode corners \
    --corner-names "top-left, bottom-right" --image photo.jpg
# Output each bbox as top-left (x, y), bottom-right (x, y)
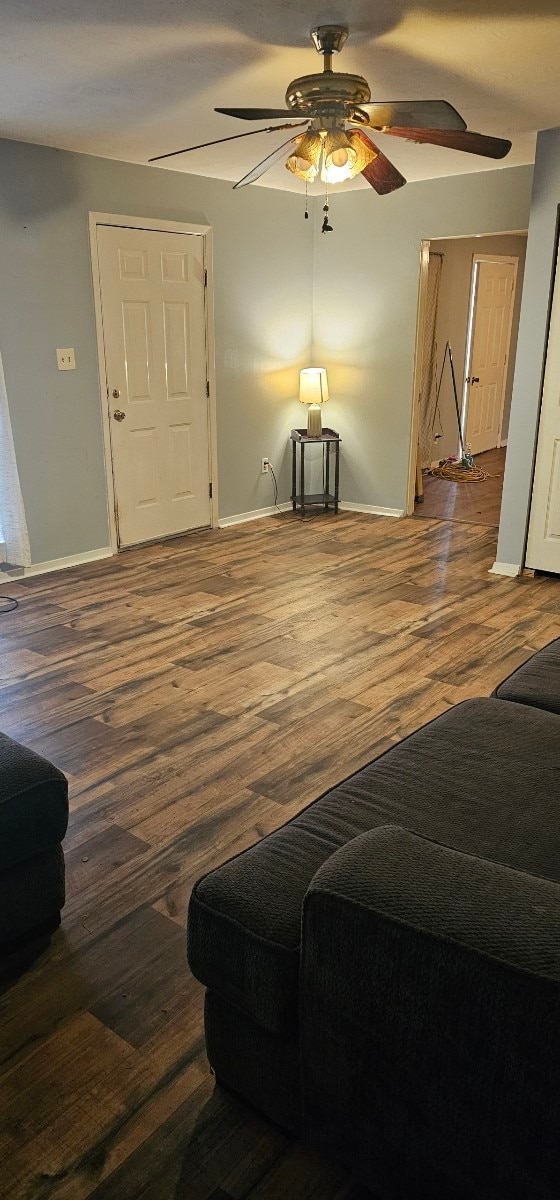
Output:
top-left (187, 640), bottom-right (560, 1199)
top-left (0, 731), bottom-right (68, 977)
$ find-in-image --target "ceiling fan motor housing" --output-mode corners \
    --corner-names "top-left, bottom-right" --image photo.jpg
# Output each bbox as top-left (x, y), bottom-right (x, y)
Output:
top-left (285, 72), bottom-right (371, 114)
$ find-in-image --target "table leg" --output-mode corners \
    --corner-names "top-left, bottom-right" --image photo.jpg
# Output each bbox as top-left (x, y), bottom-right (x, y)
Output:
top-left (334, 442), bottom-right (340, 513)
top-left (292, 439), bottom-right (297, 510)
top-left (325, 441), bottom-right (330, 509)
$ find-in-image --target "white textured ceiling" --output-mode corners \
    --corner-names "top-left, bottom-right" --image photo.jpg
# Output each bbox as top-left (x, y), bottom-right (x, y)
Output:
top-left (0, 1), bottom-right (558, 192)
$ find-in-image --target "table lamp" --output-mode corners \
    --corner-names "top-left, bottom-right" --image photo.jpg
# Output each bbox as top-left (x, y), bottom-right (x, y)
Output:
top-left (299, 367), bottom-right (329, 437)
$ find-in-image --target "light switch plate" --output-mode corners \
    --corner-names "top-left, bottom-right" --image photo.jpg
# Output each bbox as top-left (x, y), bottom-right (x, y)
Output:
top-left (57, 348), bottom-right (76, 371)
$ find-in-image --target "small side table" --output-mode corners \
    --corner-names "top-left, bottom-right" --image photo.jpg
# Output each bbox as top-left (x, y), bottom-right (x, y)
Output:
top-left (291, 428), bottom-right (341, 517)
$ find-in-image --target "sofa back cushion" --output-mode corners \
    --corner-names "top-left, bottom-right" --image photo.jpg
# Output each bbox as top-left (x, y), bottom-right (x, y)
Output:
top-left (188, 697), bottom-right (560, 1034)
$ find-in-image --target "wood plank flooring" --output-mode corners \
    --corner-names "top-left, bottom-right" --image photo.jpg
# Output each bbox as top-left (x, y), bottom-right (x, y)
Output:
top-left (1, 510), bottom-right (559, 1199)
top-left (416, 445), bottom-right (506, 526)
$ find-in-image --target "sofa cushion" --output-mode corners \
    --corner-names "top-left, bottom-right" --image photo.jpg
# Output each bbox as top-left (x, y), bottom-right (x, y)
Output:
top-left (0, 733), bottom-right (68, 870)
top-left (494, 638), bottom-right (560, 713)
top-left (188, 697), bottom-right (560, 1035)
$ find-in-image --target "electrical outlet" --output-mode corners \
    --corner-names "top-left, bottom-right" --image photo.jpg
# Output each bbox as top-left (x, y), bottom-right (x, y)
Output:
top-left (261, 457), bottom-right (270, 474)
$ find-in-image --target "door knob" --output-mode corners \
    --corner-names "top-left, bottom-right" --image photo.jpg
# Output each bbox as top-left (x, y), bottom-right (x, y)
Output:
top-left (113, 409), bottom-right (126, 422)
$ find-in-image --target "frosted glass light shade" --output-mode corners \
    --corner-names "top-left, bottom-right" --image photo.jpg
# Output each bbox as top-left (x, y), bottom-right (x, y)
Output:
top-left (286, 131), bottom-right (323, 181)
top-left (299, 367), bottom-right (329, 406)
top-left (321, 130), bottom-right (358, 183)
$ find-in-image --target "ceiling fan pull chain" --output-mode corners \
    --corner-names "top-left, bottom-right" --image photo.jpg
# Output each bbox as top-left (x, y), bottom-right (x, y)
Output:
top-left (322, 181), bottom-right (333, 233)
top-left (304, 179), bottom-right (309, 219)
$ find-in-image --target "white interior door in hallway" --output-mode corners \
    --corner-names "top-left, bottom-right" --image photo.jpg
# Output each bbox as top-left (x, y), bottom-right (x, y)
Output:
top-left (97, 225), bottom-right (211, 548)
top-left (526, 242), bottom-right (560, 573)
top-left (464, 257), bottom-right (517, 456)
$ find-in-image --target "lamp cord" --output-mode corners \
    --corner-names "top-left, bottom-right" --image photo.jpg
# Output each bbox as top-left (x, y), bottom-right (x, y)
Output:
top-left (268, 463), bottom-right (287, 519)
top-left (269, 461), bottom-right (328, 523)
top-left (0, 595), bottom-right (18, 613)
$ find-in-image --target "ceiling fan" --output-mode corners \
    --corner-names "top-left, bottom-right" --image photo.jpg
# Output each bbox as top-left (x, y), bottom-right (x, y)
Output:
top-left (149, 25), bottom-right (512, 229)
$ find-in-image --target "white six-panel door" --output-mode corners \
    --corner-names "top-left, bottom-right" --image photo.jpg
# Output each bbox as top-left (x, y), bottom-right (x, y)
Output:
top-left (465, 258), bottom-right (516, 456)
top-left (526, 243), bottom-right (560, 573)
top-left (97, 225), bottom-right (211, 547)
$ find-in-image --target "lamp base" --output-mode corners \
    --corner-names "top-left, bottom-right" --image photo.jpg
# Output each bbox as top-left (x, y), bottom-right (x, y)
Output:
top-left (307, 404), bottom-right (322, 437)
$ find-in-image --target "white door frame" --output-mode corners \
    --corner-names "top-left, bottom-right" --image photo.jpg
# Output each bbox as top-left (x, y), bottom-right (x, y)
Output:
top-left (89, 211), bottom-right (219, 553)
top-left (460, 253), bottom-right (519, 454)
top-left (406, 230), bottom-right (527, 516)
top-left (406, 239), bottom-right (431, 515)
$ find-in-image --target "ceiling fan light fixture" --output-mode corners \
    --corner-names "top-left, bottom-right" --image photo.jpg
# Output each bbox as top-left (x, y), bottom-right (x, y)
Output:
top-left (287, 125), bottom-right (378, 185)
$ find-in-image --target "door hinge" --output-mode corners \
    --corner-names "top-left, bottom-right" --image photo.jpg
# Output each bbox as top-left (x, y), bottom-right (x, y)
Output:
top-left (209, 481), bottom-right (213, 500)
top-left (206, 380), bottom-right (210, 398)
top-left (204, 269), bottom-right (208, 287)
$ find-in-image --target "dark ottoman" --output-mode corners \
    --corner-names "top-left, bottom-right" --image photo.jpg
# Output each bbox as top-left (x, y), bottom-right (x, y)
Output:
top-left (0, 731), bottom-right (68, 975)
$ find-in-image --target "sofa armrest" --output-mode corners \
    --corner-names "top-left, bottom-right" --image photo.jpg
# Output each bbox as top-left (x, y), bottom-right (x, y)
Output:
top-left (301, 825), bottom-right (560, 1200)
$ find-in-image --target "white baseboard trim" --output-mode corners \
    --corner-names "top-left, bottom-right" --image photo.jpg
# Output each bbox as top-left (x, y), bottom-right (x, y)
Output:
top-left (499, 439), bottom-right (508, 448)
top-left (218, 503), bottom-right (291, 528)
top-left (339, 501), bottom-right (405, 518)
top-left (489, 560), bottom-right (521, 578)
top-left (219, 501), bottom-right (405, 527)
top-left (3, 546), bottom-right (114, 580)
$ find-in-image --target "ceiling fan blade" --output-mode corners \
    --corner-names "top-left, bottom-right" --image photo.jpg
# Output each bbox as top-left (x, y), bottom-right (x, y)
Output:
top-left (149, 122), bottom-right (306, 164)
top-left (352, 129), bottom-right (406, 195)
top-left (215, 107), bottom-right (304, 120)
top-left (233, 135), bottom-right (302, 189)
top-left (360, 100), bottom-right (466, 132)
top-left (385, 127), bottom-right (512, 160)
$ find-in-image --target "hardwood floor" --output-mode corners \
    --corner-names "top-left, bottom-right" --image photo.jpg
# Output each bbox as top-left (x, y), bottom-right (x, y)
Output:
top-left (1, 510), bottom-right (559, 1199)
top-left (416, 446), bottom-right (506, 526)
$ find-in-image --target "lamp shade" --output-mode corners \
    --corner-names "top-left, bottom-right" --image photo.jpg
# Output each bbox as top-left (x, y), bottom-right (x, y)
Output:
top-left (299, 367), bottom-right (329, 406)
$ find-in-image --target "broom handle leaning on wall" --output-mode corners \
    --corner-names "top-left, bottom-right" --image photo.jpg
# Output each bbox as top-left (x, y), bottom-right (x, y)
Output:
top-left (447, 344), bottom-right (466, 459)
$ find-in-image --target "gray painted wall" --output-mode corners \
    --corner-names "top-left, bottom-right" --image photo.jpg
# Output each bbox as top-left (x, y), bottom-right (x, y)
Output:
top-left (0, 138), bottom-right (313, 563)
top-left (0, 137), bottom-right (534, 563)
top-left (429, 233), bottom-right (527, 462)
top-left (497, 128), bottom-right (560, 569)
top-left (312, 166), bottom-right (533, 512)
